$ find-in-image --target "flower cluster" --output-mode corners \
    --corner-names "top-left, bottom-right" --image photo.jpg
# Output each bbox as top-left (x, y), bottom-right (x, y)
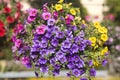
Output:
top-left (12, 0), bottom-right (109, 80)
top-left (0, 0), bottom-right (23, 38)
top-left (0, 0), bottom-right (24, 52)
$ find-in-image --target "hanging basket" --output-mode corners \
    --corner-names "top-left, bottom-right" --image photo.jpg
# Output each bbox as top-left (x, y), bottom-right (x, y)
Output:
top-left (12, 0), bottom-right (109, 80)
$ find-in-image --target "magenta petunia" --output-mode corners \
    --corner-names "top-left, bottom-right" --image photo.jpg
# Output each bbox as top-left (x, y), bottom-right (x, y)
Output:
top-left (36, 25), bottom-right (47, 34)
top-left (42, 12), bottom-right (51, 20)
top-left (28, 8), bottom-right (38, 16)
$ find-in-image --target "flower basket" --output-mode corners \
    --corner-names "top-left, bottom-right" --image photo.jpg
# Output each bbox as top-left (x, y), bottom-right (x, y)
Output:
top-left (12, 0), bottom-right (109, 80)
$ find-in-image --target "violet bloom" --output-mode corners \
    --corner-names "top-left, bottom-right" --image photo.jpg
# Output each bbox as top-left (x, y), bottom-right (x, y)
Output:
top-left (45, 31), bottom-right (53, 38)
top-left (74, 36), bottom-right (83, 44)
top-left (54, 64), bottom-right (61, 70)
top-left (40, 65), bottom-right (48, 73)
top-left (72, 69), bottom-right (80, 77)
top-left (39, 49), bottom-right (48, 56)
top-left (67, 62), bottom-right (74, 69)
top-left (47, 18), bottom-right (55, 26)
top-left (42, 12), bottom-right (51, 20)
top-left (89, 68), bottom-right (96, 76)
top-left (31, 44), bottom-right (40, 52)
top-left (48, 46), bottom-right (55, 54)
top-left (40, 42), bottom-right (48, 48)
top-left (56, 50), bottom-right (64, 59)
top-left (73, 54), bottom-right (80, 62)
top-left (102, 59), bottom-right (108, 66)
top-left (79, 30), bottom-right (85, 38)
top-left (39, 57), bottom-right (47, 64)
top-left (79, 42), bottom-right (86, 51)
top-left (28, 8), bottom-right (38, 16)
top-left (62, 40), bottom-right (71, 49)
top-left (71, 44), bottom-right (79, 53)
top-left (84, 40), bottom-right (92, 46)
top-left (36, 25), bottom-right (47, 35)
top-left (55, 31), bottom-right (64, 39)
top-left (80, 77), bottom-right (88, 80)
top-left (51, 38), bottom-right (59, 47)
top-left (59, 56), bottom-right (67, 64)
top-left (76, 60), bottom-right (84, 68)
top-left (82, 24), bottom-right (86, 28)
top-left (88, 60), bottom-right (93, 67)
top-left (52, 69), bottom-right (60, 76)
top-left (66, 30), bottom-right (73, 40)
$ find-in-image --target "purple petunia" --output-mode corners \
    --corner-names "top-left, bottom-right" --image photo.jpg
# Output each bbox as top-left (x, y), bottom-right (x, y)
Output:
top-left (51, 38), bottom-right (59, 47)
top-left (62, 40), bottom-right (72, 49)
top-left (40, 41), bottom-right (48, 48)
top-left (39, 57), bottom-right (47, 64)
top-left (40, 65), bottom-right (48, 73)
top-left (71, 44), bottom-right (79, 54)
top-left (55, 31), bottom-right (65, 39)
top-left (47, 18), bottom-right (55, 26)
top-left (89, 68), bottom-right (96, 76)
top-left (102, 59), bottom-right (108, 66)
top-left (52, 69), bottom-right (60, 76)
top-left (80, 78), bottom-right (88, 80)
top-left (72, 69), bottom-right (80, 77)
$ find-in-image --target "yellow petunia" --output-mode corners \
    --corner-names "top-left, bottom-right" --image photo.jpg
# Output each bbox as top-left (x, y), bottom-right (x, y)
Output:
top-left (101, 34), bottom-right (108, 41)
top-left (89, 37), bottom-right (97, 43)
top-left (94, 22), bottom-right (101, 28)
top-left (98, 27), bottom-right (108, 33)
top-left (55, 4), bottom-right (63, 11)
top-left (100, 47), bottom-right (108, 55)
top-left (70, 9), bottom-right (76, 15)
top-left (58, 0), bottom-right (64, 3)
top-left (94, 61), bottom-right (99, 66)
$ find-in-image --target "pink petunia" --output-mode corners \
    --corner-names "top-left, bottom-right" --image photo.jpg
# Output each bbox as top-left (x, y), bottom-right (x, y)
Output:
top-left (15, 39), bottom-right (22, 48)
top-left (28, 8), bottom-right (38, 16)
top-left (65, 14), bottom-right (74, 24)
top-left (21, 56), bottom-right (30, 65)
top-left (27, 16), bottom-right (36, 23)
top-left (42, 12), bottom-right (51, 20)
top-left (36, 25), bottom-right (47, 35)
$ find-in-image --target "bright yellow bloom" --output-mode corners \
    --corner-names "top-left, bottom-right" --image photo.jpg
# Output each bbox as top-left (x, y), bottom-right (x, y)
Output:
top-left (55, 4), bottom-right (63, 11)
top-left (70, 9), bottom-right (76, 15)
top-left (101, 47), bottom-right (108, 55)
top-left (94, 61), bottom-right (99, 66)
top-left (101, 34), bottom-right (108, 41)
top-left (98, 27), bottom-right (108, 33)
top-left (94, 22), bottom-right (101, 28)
top-left (89, 37), bottom-right (97, 43)
top-left (58, 0), bottom-right (64, 3)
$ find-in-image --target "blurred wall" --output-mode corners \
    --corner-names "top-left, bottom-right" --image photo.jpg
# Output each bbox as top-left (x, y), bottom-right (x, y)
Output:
top-left (81, 0), bottom-right (105, 22)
